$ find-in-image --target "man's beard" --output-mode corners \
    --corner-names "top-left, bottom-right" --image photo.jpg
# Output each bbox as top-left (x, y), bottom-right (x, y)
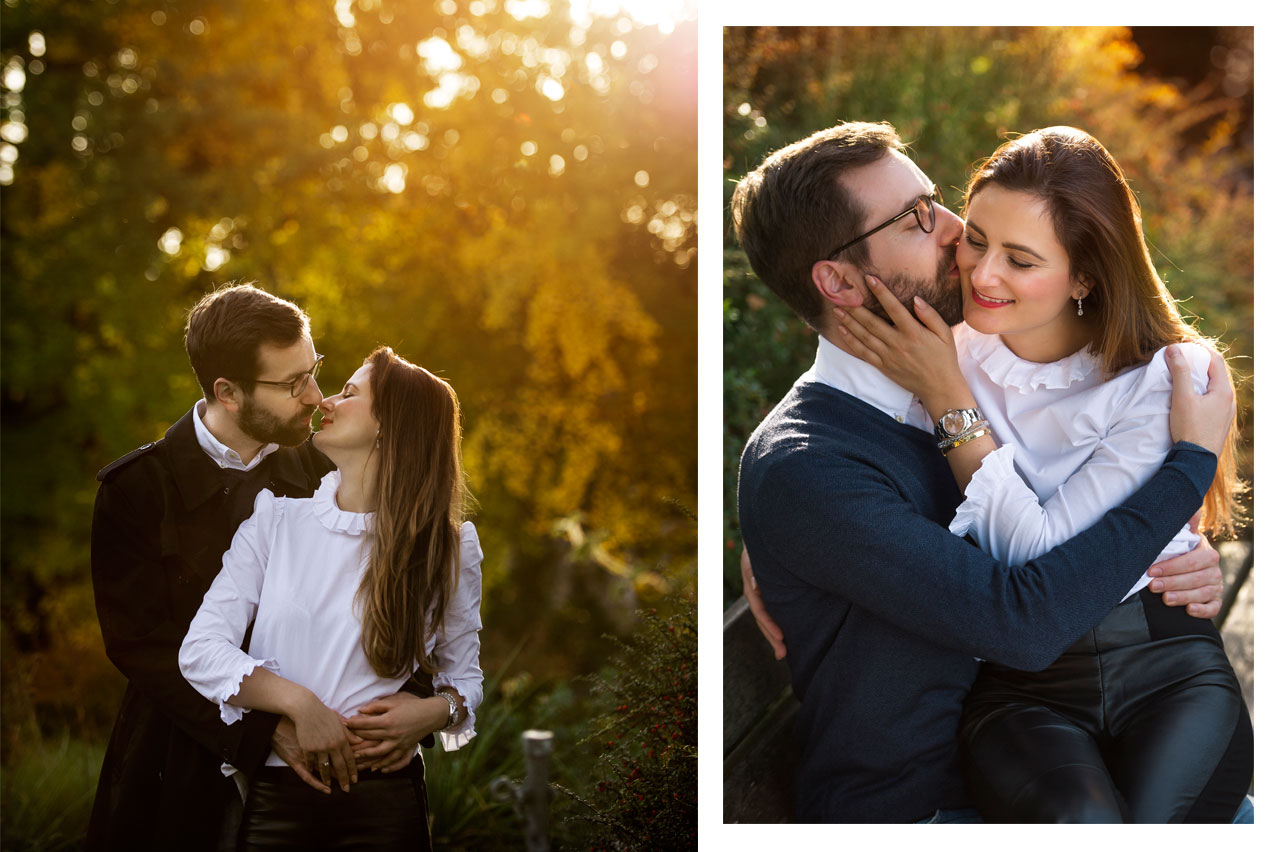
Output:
top-left (238, 393), bottom-right (315, 448)
top-left (866, 245), bottom-right (964, 327)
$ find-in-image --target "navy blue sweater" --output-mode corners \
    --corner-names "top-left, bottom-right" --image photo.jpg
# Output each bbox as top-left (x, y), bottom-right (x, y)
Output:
top-left (737, 379), bottom-right (1217, 823)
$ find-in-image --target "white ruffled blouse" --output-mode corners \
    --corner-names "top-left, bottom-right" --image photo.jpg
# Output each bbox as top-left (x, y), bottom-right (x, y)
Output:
top-left (948, 323), bottom-right (1210, 602)
top-left (180, 471), bottom-right (483, 771)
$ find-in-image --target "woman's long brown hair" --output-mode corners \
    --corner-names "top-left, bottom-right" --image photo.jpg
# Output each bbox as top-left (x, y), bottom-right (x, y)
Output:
top-left (359, 346), bottom-right (469, 678)
top-left (964, 127), bottom-right (1244, 536)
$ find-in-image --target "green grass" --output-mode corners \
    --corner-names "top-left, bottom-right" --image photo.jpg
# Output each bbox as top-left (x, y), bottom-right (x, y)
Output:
top-left (1, 735), bottom-right (104, 852)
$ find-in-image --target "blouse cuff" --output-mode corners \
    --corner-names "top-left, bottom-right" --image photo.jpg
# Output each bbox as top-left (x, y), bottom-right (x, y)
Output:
top-left (433, 672), bottom-right (479, 751)
top-left (215, 657), bottom-right (280, 725)
top-left (949, 443), bottom-right (1019, 538)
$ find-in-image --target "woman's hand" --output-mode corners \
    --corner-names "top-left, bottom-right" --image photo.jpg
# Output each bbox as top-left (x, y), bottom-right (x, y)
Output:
top-left (1167, 346), bottom-right (1235, 457)
top-left (345, 692), bottom-right (450, 773)
top-left (272, 716), bottom-right (343, 794)
top-left (286, 690), bottom-right (359, 792)
top-left (832, 275), bottom-right (967, 410)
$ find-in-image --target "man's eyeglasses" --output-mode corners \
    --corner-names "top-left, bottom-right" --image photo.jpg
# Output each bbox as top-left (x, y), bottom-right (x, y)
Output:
top-left (827, 186), bottom-right (942, 261)
top-left (254, 354), bottom-right (324, 398)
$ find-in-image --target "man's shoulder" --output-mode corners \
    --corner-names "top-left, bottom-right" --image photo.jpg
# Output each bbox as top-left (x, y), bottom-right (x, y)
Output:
top-left (96, 440), bottom-right (164, 483)
top-left (96, 412), bottom-right (195, 485)
top-left (745, 379), bottom-right (904, 458)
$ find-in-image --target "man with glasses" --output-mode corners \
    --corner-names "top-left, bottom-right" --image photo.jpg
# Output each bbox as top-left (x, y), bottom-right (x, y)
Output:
top-left (88, 284), bottom-right (434, 850)
top-left (730, 122), bottom-right (1234, 822)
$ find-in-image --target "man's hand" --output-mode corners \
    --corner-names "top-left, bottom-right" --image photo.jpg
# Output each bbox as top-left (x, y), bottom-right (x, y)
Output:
top-left (741, 548), bottom-right (786, 660)
top-left (1148, 511), bottom-right (1224, 620)
top-left (345, 691), bottom-right (448, 773)
top-left (272, 716), bottom-right (357, 794)
top-left (1168, 345), bottom-right (1235, 457)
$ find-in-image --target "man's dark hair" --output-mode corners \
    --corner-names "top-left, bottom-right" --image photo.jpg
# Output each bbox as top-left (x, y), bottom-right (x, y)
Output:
top-left (731, 121), bottom-right (905, 327)
top-left (184, 283), bottom-right (311, 399)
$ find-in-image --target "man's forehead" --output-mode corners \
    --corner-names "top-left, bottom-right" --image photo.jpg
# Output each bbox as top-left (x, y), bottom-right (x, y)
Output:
top-left (837, 151), bottom-right (932, 218)
top-left (258, 335), bottom-right (316, 373)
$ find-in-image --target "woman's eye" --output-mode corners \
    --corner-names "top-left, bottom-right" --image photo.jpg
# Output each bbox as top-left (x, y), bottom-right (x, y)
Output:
top-left (964, 233), bottom-right (985, 249)
top-left (1007, 257), bottom-right (1033, 270)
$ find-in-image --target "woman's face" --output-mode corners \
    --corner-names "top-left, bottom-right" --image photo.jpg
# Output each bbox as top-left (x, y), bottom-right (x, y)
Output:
top-left (957, 185), bottom-right (1088, 360)
top-left (314, 363), bottom-right (379, 455)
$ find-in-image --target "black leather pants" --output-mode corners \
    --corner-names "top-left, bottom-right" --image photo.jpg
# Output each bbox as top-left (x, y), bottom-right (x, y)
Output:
top-left (960, 589), bottom-right (1252, 823)
top-left (238, 755), bottom-right (432, 851)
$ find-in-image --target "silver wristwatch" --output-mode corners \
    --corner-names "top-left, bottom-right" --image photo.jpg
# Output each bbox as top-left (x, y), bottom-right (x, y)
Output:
top-left (439, 692), bottom-right (459, 729)
top-left (934, 407), bottom-right (985, 442)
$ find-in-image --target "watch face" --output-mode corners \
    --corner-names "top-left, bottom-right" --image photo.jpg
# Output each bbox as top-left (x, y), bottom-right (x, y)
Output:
top-left (942, 411), bottom-right (967, 436)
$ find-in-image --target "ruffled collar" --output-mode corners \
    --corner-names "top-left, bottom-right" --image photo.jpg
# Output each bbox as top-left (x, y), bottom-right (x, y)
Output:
top-left (311, 471), bottom-right (372, 535)
top-left (961, 325), bottom-right (1100, 395)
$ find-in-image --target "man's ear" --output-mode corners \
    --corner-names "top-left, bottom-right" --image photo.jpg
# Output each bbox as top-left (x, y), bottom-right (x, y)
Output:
top-left (811, 260), bottom-right (869, 310)
top-left (212, 377), bottom-right (244, 414)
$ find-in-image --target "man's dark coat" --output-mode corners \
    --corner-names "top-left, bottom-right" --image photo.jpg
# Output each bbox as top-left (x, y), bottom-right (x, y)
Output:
top-left (87, 410), bottom-right (334, 850)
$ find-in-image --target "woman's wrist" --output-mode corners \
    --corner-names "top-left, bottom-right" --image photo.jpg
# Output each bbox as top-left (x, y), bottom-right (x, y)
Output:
top-left (280, 682), bottom-right (319, 720)
top-left (921, 392), bottom-right (979, 424)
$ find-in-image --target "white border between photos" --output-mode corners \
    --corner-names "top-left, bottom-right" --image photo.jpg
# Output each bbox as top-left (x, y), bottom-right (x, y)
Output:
top-left (699, 4), bottom-right (1271, 847)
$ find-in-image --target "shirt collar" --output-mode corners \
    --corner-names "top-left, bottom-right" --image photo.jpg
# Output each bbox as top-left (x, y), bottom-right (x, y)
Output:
top-left (808, 334), bottom-right (931, 432)
top-left (192, 398), bottom-right (279, 471)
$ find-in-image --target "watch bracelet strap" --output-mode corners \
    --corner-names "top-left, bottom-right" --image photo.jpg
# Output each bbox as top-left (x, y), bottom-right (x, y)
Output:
top-left (439, 692), bottom-right (460, 729)
top-left (936, 418), bottom-right (989, 447)
top-left (940, 427), bottom-right (990, 455)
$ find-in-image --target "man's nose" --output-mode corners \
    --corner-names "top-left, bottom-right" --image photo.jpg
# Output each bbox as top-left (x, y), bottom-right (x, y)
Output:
top-left (935, 206), bottom-right (963, 245)
top-left (299, 376), bottom-right (323, 406)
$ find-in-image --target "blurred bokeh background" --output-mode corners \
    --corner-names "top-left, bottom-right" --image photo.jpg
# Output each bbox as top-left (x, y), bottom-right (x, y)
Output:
top-left (722, 27), bottom-right (1254, 734)
top-left (1, 1), bottom-right (696, 848)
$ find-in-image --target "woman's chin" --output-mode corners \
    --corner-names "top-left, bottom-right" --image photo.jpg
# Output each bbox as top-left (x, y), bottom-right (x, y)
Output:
top-left (962, 302), bottom-right (986, 331)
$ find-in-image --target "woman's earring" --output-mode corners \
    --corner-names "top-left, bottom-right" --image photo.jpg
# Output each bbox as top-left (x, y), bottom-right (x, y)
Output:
top-left (375, 431), bottom-right (381, 450)
top-left (1077, 297), bottom-right (1084, 317)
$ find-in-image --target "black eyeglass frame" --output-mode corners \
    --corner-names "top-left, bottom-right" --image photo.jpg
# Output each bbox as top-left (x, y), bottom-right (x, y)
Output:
top-left (251, 354), bottom-right (325, 398)
top-left (826, 185), bottom-right (942, 261)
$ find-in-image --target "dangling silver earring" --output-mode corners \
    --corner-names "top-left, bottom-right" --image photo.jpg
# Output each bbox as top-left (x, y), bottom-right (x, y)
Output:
top-left (375, 431), bottom-right (381, 450)
top-left (1077, 297), bottom-right (1084, 317)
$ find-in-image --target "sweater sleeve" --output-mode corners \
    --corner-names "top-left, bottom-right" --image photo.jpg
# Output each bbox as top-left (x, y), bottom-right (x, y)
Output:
top-left (741, 441), bottom-right (1215, 671)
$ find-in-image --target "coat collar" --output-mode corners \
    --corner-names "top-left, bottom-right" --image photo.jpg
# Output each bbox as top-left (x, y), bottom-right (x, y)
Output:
top-left (162, 410), bottom-right (315, 510)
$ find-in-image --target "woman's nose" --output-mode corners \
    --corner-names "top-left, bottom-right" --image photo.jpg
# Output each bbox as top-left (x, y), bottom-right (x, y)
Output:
top-left (970, 252), bottom-right (996, 287)
top-left (318, 395), bottom-right (337, 413)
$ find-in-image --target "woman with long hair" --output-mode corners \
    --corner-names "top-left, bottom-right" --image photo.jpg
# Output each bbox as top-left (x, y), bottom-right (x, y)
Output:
top-left (180, 346), bottom-right (480, 848)
top-left (834, 126), bottom-right (1252, 822)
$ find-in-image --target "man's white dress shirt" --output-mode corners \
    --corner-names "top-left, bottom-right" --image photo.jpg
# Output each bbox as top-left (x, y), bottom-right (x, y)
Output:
top-left (806, 334), bottom-right (933, 431)
top-left (192, 398), bottom-right (279, 471)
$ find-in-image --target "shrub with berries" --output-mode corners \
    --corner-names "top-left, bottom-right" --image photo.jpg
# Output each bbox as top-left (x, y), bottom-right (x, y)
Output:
top-left (559, 597), bottom-right (697, 850)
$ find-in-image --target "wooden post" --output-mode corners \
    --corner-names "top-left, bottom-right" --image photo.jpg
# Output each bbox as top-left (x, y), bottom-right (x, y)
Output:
top-left (491, 729), bottom-right (555, 851)
top-left (520, 730), bottom-right (554, 852)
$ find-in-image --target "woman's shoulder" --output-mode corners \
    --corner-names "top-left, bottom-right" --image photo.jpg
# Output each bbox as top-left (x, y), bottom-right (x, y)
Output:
top-left (1114, 341), bottom-right (1211, 395)
top-left (459, 521), bottom-right (483, 568)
